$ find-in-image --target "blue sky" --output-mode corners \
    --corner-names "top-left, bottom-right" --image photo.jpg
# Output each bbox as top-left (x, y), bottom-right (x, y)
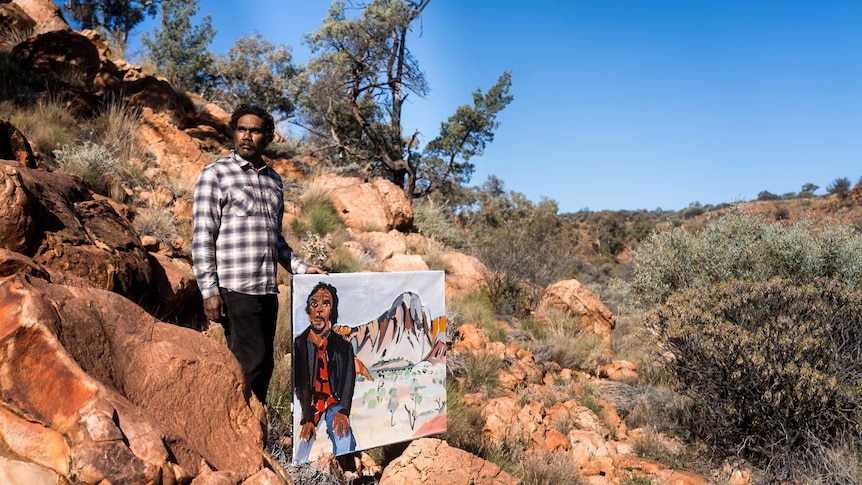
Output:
top-left (123, 1), bottom-right (862, 212)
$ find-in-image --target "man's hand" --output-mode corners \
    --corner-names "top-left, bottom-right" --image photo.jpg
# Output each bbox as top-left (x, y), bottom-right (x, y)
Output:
top-left (300, 421), bottom-right (317, 442)
top-left (203, 295), bottom-right (224, 322)
top-left (332, 412), bottom-right (350, 437)
top-left (306, 266), bottom-right (327, 275)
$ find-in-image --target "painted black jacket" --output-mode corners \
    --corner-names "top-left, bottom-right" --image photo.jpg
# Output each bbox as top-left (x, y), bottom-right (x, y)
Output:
top-left (294, 328), bottom-right (356, 425)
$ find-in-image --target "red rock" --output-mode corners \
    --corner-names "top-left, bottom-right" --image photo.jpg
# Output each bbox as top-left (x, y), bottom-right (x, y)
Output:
top-left (380, 438), bottom-right (518, 485)
top-left (331, 178), bottom-right (413, 231)
top-left (0, 117), bottom-right (37, 168)
top-left (10, 0), bottom-right (69, 33)
top-left (0, 273), bottom-right (268, 481)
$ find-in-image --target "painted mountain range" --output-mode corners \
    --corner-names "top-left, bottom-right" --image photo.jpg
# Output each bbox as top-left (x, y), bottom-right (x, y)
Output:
top-left (334, 291), bottom-right (446, 372)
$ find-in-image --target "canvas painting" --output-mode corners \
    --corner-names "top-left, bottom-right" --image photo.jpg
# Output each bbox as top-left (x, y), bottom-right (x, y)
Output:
top-left (291, 270), bottom-right (447, 464)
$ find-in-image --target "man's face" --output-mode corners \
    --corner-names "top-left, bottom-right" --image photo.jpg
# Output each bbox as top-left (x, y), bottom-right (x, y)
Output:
top-left (233, 114), bottom-right (267, 162)
top-left (307, 288), bottom-right (333, 334)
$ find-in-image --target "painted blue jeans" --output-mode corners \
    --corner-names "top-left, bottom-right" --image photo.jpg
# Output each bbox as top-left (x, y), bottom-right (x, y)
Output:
top-left (295, 404), bottom-right (356, 463)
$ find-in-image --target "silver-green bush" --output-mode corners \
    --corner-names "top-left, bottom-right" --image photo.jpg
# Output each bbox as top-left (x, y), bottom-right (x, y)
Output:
top-left (621, 212), bottom-right (862, 308)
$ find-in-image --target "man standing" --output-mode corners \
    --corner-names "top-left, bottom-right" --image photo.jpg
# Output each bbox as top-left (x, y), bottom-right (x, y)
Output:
top-left (294, 282), bottom-right (356, 463)
top-left (192, 104), bottom-right (325, 404)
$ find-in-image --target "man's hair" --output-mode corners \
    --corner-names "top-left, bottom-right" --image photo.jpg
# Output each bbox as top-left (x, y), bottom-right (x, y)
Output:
top-left (305, 282), bottom-right (339, 325)
top-left (229, 103), bottom-right (275, 146)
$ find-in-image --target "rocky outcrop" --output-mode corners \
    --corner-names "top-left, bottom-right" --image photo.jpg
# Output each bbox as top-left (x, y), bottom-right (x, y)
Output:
top-left (0, 273), bottom-right (269, 481)
top-left (2, 159), bottom-right (153, 302)
top-left (379, 438), bottom-right (518, 485)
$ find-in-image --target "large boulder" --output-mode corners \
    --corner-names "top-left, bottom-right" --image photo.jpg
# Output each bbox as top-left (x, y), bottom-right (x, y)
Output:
top-left (539, 279), bottom-right (616, 341)
top-left (11, 30), bottom-right (99, 86)
top-left (139, 107), bottom-right (216, 182)
top-left (379, 438), bottom-right (518, 485)
top-left (0, 273), bottom-right (268, 481)
top-left (442, 251), bottom-right (488, 295)
top-left (331, 178), bottom-right (413, 231)
top-left (10, 0), bottom-right (69, 34)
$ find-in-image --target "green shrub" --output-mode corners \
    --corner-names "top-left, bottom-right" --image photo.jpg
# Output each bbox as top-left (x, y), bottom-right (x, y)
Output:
top-left (444, 378), bottom-right (486, 455)
top-left (465, 181), bottom-right (577, 316)
top-left (462, 350), bottom-right (502, 396)
top-left (327, 245), bottom-right (361, 273)
top-left (86, 100), bottom-right (148, 191)
top-left (298, 231), bottom-right (332, 268)
top-left (531, 310), bottom-right (607, 372)
top-left (643, 278), bottom-right (862, 480)
top-left (10, 95), bottom-right (79, 156)
top-left (449, 291), bottom-right (495, 330)
top-left (292, 190), bottom-right (343, 237)
top-left (516, 452), bottom-right (579, 485)
top-left (620, 212), bottom-right (862, 308)
top-left (55, 141), bottom-right (119, 195)
top-left (412, 199), bottom-right (464, 248)
top-left (827, 177), bottom-right (852, 198)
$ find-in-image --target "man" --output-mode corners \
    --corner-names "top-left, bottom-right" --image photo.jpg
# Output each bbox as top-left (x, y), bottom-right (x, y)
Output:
top-left (192, 104), bottom-right (325, 404)
top-left (294, 282), bottom-right (356, 463)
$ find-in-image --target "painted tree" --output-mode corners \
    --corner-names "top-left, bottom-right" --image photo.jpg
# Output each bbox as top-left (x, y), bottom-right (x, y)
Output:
top-left (62, 0), bottom-right (160, 51)
top-left (298, 0), bottom-right (512, 199)
top-left (141, 0), bottom-right (214, 93)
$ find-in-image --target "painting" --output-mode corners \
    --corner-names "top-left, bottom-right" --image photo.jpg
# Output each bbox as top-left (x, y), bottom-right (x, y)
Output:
top-left (291, 270), bottom-right (447, 464)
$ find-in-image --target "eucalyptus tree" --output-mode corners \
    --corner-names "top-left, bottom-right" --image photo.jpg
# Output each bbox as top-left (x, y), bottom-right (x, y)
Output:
top-left (298, 0), bottom-right (512, 200)
top-left (206, 33), bottom-right (300, 122)
top-left (63, 0), bottom-right (160, 51)
top-left (141, 0), bottom-right (214, 93)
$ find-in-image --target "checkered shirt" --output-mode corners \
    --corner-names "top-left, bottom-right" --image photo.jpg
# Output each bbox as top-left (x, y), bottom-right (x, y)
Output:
top-left (192, 151), bottom-right (308, 300)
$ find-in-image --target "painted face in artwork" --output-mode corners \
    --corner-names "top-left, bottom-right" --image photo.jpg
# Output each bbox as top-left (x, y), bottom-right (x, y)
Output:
top-left (233, 114), bottom-right (267, 163)
top-left (307, 287), bottom-right (334, 335)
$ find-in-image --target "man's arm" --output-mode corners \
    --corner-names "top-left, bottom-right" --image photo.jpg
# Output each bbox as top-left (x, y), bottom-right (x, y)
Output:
top-left (192, 167), bottom-right (222, 301)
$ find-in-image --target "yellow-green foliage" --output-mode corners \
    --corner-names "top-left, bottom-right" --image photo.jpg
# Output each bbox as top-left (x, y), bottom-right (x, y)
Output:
top-left (450, 291), bottom-right (507, 341)
top-left (412, 199), bottom-right (464, 248)
top-left (450, 291), bottom-right (495, 330)
top-left (645, 278), bottom-right (862, 481)
top-left (444, 379), bottom-right (486, 456)
top-left (462, 350), bottom-right (501, 396)
top-left (89, 99), bottom-right (148, 172)
top-left (530, 309), bottom-right (606, 372)
top-left (8, 96), bottom-right (78, 156)
top-left (292, 189), bottom-right (342, 237)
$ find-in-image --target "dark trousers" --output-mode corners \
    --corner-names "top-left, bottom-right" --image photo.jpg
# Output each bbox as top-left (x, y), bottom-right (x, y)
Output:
top-left (219, 289), bottom-right (278, 404)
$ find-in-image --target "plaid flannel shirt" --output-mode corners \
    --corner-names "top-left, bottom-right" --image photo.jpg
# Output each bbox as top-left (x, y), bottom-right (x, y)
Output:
top-left (192, 151), bottom-right (308, 300)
